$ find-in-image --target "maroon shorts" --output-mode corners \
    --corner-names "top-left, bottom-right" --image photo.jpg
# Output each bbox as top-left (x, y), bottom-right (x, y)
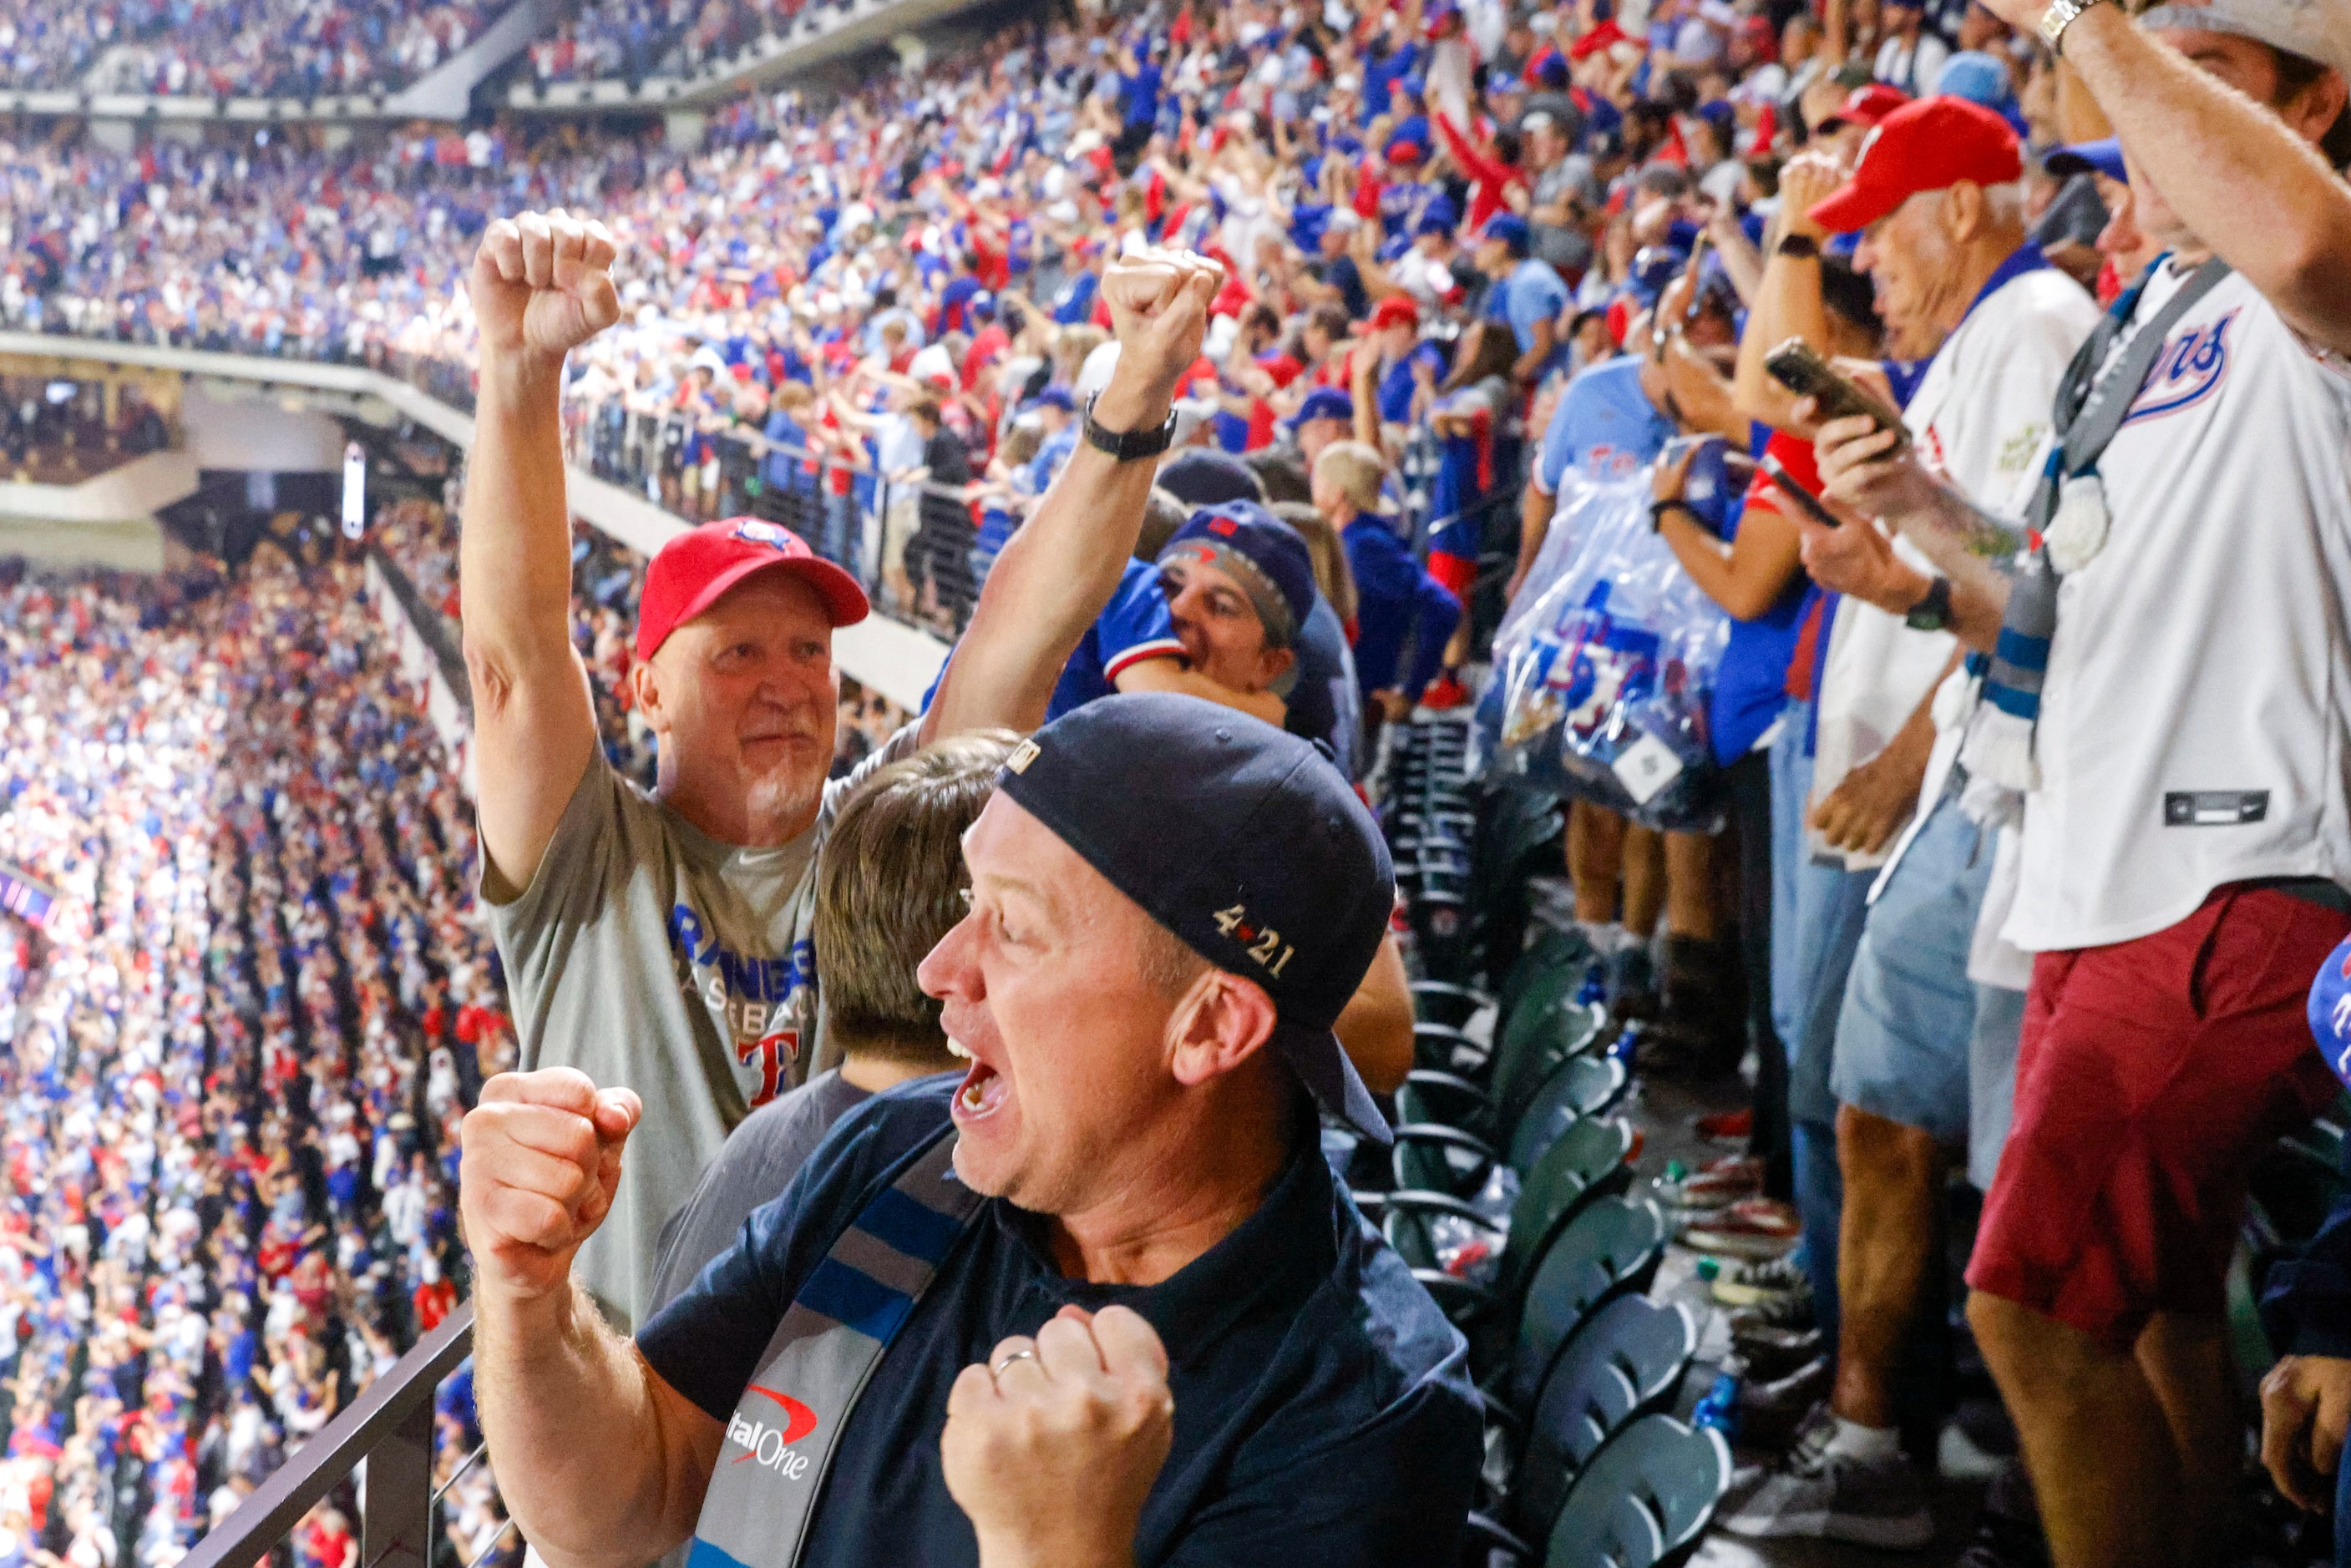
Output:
top-left (1967, 884), bottom-right (2348, 1349)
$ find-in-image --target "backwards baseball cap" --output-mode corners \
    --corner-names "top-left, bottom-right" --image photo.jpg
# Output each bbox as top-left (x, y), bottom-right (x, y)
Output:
top-left (1818, 82), bottom-right (1910, 131)
top-left (1808, 96), bottom-right (2024, 235)
top-left (995, 693), bottom-right (1394, 1142)
top-left (1291, 387), bottom-right (1355, 426)
top-left (635, 518), bottom-right (867, 662)
top-left (2141, 0), bottom-right (2351, 78)
top-left (2044, 137), bottom-right (2127, 182)
top-left (1369, 295), bottom-right (1422, 332)
top-left (1159, 503), bottom-right (1317, 651)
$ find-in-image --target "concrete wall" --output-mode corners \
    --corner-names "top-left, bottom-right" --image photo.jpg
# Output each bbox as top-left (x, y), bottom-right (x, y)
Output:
top-left (0, 514), bottom-right (166, 571)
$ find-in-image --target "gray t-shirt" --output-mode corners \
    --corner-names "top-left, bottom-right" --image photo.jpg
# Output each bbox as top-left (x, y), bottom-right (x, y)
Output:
top-left (485, 728), bottom-right (918, 1329)
top-left (640, 1067), bottom-right (874, 1319)
top-left (1530, 156), bottom-right (1599, 276)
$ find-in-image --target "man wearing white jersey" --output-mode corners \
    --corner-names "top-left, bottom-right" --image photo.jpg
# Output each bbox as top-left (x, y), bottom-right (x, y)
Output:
top-left (1723, 95), bottom-right (2100, 1549)
top-left (1801, 4), bottom-right (2351, 1560)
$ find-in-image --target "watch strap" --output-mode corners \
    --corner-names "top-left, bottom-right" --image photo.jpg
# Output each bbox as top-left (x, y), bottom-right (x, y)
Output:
top-left (1905, 574), bottom-right (1955, 632)
top-left (1082, 394), bottom-right (1178, 463)
top-left (2039, 0), bottom-right (2109, 55)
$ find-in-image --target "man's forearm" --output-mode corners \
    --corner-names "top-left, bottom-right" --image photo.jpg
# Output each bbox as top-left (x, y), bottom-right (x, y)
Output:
top-left (923, 372), bottom-right (1170, 740)
top-left (474, 1284), bottom-right (704, 1568)
top-left (2062, 3), bottom-right (2351, 350)
top-left (462, 356), bottom-right (578, 675)
top-left (1885, 484), bottom-right (2017, 655)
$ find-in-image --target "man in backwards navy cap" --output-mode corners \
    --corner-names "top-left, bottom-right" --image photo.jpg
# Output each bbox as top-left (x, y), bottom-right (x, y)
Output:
top-left (459, 694), bottom-right (1482, 1568)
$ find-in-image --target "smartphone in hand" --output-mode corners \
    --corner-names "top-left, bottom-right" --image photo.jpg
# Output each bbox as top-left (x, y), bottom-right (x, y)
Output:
top-left (1764, 338), bottom-right (1910, 451)
top-left (1760, 452), bottom-right (1842, 529)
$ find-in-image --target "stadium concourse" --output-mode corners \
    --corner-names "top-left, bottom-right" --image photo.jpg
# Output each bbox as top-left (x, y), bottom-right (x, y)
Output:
top-left (0, 0), bottom-right (2349, 1565)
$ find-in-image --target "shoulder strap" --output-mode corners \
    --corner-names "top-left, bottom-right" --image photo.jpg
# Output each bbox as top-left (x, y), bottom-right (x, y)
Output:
top-left (686, 1126), bottom-right (985, 1568)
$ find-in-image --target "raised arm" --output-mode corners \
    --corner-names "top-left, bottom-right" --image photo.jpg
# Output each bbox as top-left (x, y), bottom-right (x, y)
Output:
top-left (462, 1070), bottom-right (725, 1568)
top-left (923, 250), bottom-right (1224, 741)
top-left (1998, 0), bottom-right (2351, 352)
top-left (460, 212), bottom-right (619, 895)
top-left (1730, 153), bottom-right (1844, 429)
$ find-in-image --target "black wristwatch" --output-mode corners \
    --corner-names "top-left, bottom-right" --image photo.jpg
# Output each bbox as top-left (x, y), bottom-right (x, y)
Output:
top-left (1776, 234), bottom-right (1822, 260)
top-left (1649, 498), bottom-right (1699, 533)
top-left (1905, 574), bottom-right (1954, 632)
top-left (1082, 393), bottom-right (1178, 463)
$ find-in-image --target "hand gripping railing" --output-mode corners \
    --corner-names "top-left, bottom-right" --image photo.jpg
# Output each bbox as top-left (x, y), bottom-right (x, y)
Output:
top-left (180, 1304), bottom-right (489, 1568)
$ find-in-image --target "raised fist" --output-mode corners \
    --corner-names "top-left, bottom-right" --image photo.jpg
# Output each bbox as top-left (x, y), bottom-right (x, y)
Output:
top-left (1094, 248), bottom-right (1225, 429)
top-left (471, 210), bottom-right (622, 363)
top-left (458, 1068), bottom-right (641, 1302)
top-left (1776, 150), bottom-right (1849, 241)
top-left (942, 1305), bottom-right (1175, 1565)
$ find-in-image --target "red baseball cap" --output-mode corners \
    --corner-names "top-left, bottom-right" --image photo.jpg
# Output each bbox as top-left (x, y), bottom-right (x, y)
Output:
top-left (1818, 83), bottom-right (1910, 131)
top-left (1369, 295), bottom-right (1421, 332)
top-left (1808, 97), bottom-right (2024, 235)
top-left (635, 518), bottom-right (868, 663)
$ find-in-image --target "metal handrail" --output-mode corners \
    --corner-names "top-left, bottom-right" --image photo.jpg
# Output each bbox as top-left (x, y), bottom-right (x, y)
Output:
top-left (180, 1303), bottom-right (484, 1568)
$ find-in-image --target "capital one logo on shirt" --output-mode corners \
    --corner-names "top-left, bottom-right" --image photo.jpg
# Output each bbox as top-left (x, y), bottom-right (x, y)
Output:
top-left (728, 1386), bottom-right (821, 1481)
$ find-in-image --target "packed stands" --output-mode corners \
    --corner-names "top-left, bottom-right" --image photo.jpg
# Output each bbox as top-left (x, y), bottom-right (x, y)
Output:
top-left (0, 558), bottom-right (518, 1568)
top-left (85, 0), bottom-right (504, 98)
top-left (7, 0), bottom-right (2351, 1559)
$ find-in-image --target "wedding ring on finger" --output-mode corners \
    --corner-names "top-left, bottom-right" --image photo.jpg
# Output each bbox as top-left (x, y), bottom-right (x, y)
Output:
top-left (989, 1348), bottom-right (1039, 1382)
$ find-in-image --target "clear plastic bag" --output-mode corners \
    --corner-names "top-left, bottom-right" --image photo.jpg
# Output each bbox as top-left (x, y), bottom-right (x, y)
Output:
top-left (1427, 1212), bottom-right (1502, 1285)
top-left (1489, 468), bottom-right (1732, 832)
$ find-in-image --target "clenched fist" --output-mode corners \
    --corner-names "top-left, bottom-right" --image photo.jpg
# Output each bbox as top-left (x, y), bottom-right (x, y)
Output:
top-left (472, 210), bottom-right (623, 364)
top-left (459, 1068), bottom-right (641, 1302)
top-left (1092, 248), bottom-right (1225, 432)
top-left (942, 1305), bottom-right (1175, 1568)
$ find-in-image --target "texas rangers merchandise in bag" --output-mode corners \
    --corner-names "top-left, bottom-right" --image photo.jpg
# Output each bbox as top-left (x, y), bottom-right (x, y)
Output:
top-left (1490, 465), bottom-right (1732, 831)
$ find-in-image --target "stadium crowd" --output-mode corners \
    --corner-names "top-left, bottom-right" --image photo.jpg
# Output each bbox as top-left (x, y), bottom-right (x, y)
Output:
top-left (0, 557), bottom-right (519, 1568)
top-left (0, 0), bottom-right (2348, 1561)
top-left (0, 0), bottom-right (500, 97)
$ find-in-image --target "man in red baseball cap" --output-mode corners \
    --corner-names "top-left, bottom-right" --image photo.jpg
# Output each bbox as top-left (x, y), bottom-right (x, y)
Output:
top-left (1717, 90), bottom-right (2101, 1550)
top-left (455, 210), bottom-right (1223, 1330)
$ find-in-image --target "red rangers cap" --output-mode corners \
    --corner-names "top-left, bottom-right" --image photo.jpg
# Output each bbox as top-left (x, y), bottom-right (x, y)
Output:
top-left (1818, 82), bottom-right (1910, 131)
top-left (1808, 97), bottom-right (2023, 235)
top-left (634, 518), bottom-right (869, 663)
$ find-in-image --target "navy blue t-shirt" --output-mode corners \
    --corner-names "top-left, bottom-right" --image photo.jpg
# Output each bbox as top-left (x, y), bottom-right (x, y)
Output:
top-left (1289, 596), bottom-right (1364, 781)
top-left (639, 1080), bottom-right (1481, 1567)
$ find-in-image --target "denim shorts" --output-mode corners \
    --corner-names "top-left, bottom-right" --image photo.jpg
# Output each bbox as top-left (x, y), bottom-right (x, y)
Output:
top-left (1827, 787), bottom-right (1995, 1143)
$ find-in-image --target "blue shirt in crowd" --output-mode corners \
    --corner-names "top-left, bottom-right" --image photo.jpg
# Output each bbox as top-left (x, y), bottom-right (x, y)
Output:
top-left (1485, 256), bottom-right (1569, 362)
top-left (1535, 355), bottom-right (1674, 489)
top-left (1343, 515), bottom-right (1462, 705)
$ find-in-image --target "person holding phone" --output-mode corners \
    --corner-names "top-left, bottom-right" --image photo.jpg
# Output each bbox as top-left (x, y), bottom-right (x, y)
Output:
top-left (1719, 97), bottom-right (2100, 1550)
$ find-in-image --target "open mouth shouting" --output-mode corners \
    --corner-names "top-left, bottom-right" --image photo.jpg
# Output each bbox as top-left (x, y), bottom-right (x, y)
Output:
top-left (946, 1033), bottom-right (1011, 1124)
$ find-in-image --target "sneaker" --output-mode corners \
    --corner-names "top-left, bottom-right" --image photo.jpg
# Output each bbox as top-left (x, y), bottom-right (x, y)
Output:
top-left (1735, 1356), bottom-right (1833, 1452)
top-left (1729, 1322), bottom-right (1826, 1382)
top-left (1728, 1288), bottom-right (1817, 1335)
top-left (1720, 1419), bottom-right (1937, 1550)
top-left (1712, 1252), bottom-right (1811, 1307)
top-left (1695, 1107), bottom-right (1753, 1142)
top-left (1419, 674), bottom-right (1471, 711)
top-left (1657, 1156), bottom-right (1764, 1211)
top-left (1681, 1197), bottom-right (1801, 1259)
